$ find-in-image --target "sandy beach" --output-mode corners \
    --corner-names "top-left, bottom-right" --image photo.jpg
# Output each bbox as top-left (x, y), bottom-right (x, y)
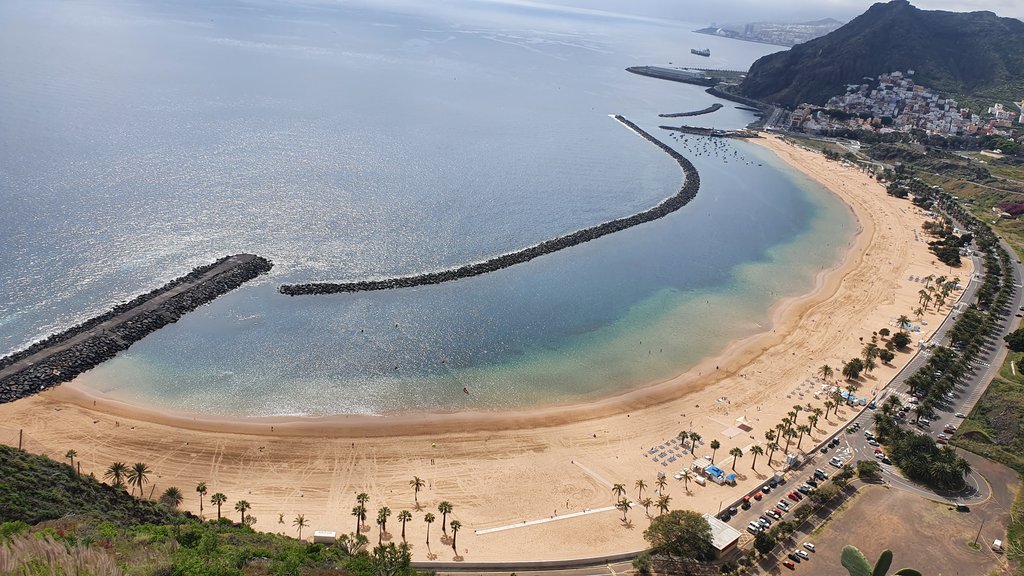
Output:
top-left (0, 134), bottom-right (972, 562)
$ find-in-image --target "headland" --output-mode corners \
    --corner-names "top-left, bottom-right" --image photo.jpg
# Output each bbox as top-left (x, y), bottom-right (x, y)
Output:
top-left (0, 136), bottom-right (972, 563)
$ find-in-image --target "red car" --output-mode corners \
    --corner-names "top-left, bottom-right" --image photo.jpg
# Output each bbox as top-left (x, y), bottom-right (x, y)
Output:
top-left (783, 560), bottom-right (796, 569)
top-left (936, 437), bottom-right (948, 444)
top-left (788, 492), bottom-right (800, 501)
top-left (753, 491), bottom-right (764, 500)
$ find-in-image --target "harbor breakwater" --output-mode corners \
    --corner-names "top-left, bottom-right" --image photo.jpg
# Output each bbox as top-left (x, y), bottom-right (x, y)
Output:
top-left (0, 254), bottom-right (272, 404)
top-left (280, 116), bottom-right (700, 296)
top-left (658, 103), bottom-right (723, 118)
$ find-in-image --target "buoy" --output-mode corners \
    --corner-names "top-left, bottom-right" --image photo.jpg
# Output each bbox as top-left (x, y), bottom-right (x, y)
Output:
top-left (463, 387), bottom-right (469, 394)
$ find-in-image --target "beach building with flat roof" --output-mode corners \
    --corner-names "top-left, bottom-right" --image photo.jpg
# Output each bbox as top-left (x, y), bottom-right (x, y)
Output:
top-left (702, 513), bottom-right (742, 559)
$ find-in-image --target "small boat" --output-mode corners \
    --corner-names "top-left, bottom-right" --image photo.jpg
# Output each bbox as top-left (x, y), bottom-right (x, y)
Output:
top-left (691, 48), bottom-right (710, 57)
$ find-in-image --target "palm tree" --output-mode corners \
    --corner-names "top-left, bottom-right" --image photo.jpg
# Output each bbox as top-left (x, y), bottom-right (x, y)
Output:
top-left (841, 546), bottom-right (922, 576)
top-left (897, 315), bottom-right (911, 332)
top-left (783, 428), bottom-right (797, 453)
top-left (293, 514), bottom-right (308, 540)
top-left (450, 520), bottom-right (462, 554)
top-left (808, 414), bottom-right (820, 431)
top-left (438, 501), bottom-right (453, 535)
top-left (611, 483), bottom-right (626, 500)
top-left (234, 500), bottom-right (250, 525)
top-left (764, 428), bottom-right (776, 448)
top-left (397, 510), bottom-right (412, 542)
top-left (352, 505), bottom-right (366, 535)
top-left (615, 499), bottom-right (630, 522)
top-left (640, 497), bottom-right (653, 516)
top-left (655, 475), bottom-right (668, 495)
top-left (634, 479), bottom-right (647, 500)
top-left (796, 424), bottom-right (811, 449)
top-left (104, 462), bottom-right (128, 488)
top-left (196, 482), bottom-right (207, 518)
top-left (65, 449), bottom-right (77, 470)
top-left (377, 506), bottom-right (392, 544)
top-left (818, 364), bottom-right (833, 382)
top-left (656, 494), bottom-right (671, 515)
top-left (729, 447), bottom-right (743, 470)
top-left (680, 469), bottom-right (694, 491)
top-left (356, 492), bottom-right (370, 507)
top-left (767, 441), bottom-right (780, 466)
top-left (160, 487), bottom-right (183, 510)
top-left (709, 440), bottom-right (721, 464)
top-left (749, 445), bottom-right (764, 470)
top-left (210, 493), bottom-right (227, 520)
top-left (410, 476), bottom-right (425, 506)
top-left (424, 512), bottom-right (436, 546)
top-left (689, 432), bottom-right (702, 455)
top-left (126, 462), bottom-right (151, 497)
top-left (824, 400), bottom-right (837, 420)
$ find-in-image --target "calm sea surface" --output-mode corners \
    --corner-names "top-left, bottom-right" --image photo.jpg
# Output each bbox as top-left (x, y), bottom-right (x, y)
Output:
top-left (0, 0), bottom-right (856, 416)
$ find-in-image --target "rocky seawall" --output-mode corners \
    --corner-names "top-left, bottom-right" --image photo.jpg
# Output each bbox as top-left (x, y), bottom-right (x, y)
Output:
top-left (280, 116), bottom-right (700, 296)
top-left (0, 254), bottom-right (272, 404)
top-left (658, 103), bottom-right (724, 118)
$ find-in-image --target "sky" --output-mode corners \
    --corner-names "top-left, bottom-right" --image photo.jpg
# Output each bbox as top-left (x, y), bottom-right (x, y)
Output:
top-left (483, 0), bottom-right (1024, 24)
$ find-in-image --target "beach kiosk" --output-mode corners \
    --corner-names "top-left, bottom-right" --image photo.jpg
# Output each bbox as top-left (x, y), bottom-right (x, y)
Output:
top-left (312, 530), bottom-right (336, 545)
top-left (703, 513), bottom-right (741, 559)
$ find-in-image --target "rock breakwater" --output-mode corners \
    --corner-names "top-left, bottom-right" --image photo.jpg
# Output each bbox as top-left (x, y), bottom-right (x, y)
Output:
top-left (658, 103), bottom-right (724, 118)
top-left (280, 116), bottom-right (699, 296)
top-left (0, 254), bottom-right (272, 404)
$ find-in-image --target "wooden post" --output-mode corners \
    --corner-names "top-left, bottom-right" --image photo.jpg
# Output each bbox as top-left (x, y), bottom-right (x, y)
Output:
top-left (18, 429), bottom-right (23, 450)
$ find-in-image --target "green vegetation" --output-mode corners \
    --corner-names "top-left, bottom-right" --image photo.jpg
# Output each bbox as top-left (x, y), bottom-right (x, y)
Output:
top-left (741, 0), bottom-right (1024, 108)
top-left (642, 510), bottom-right (714, 560)
top-left (0, 444), bottom-right (425, 575)
top-left (841, 546), bottom-right (922, 576)
top-left (0, 444), bottom-right (178, 526)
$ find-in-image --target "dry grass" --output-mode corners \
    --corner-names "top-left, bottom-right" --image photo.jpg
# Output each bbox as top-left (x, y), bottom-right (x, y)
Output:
top-left (0, 534), bottom-right (123, 576)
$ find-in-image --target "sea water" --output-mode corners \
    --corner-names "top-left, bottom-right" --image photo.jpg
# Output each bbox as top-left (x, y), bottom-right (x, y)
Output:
top-left (0, 0), bottom-right (856, 416)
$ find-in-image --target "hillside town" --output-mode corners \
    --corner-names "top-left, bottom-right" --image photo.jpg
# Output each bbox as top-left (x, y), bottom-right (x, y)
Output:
top-left (786, 71), bottom-right (1023, 137)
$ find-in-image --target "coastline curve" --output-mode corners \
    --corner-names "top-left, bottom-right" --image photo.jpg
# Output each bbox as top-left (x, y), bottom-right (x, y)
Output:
top-left (279, 116), bottom-right (700, 296)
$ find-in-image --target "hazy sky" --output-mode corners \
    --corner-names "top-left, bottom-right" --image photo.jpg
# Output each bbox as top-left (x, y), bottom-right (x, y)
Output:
top-left (484, 0), bottom-right (1024, 24)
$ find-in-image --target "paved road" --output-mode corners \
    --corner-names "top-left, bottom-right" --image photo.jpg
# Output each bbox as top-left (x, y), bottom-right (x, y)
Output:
top-left (843, 237), bottom-right (1024, 504)
top-left (434, 561), bottom-right (635, 576)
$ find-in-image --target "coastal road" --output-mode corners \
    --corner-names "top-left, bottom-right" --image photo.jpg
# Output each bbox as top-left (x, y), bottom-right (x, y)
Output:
top-left (842, 239), bottom-right (1024, 503)
top-left (431, 561), bottom-right (635, 576)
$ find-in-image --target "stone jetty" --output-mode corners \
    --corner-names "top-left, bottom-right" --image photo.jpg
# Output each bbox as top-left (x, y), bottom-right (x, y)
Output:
top-left (280, 116), bottom-right (700, 296)
top-left (658, 103), bottom-right (723, 118)
top-left (0, 254), bottom-right (273, 404)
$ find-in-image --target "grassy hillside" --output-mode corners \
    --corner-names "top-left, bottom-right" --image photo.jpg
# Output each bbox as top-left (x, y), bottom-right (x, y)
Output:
top-left (0, 444), bottom-right (180, 526)
top-left (0, 445), bottom-right (416, 576)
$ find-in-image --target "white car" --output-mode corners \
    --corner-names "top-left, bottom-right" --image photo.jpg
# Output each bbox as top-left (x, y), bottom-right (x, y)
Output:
top-left (796, 549), bottom-right (810, 560)
top-left (955, 412), bottom-right (966, 418)
top-left (803, 542), bottom-right (815, 552)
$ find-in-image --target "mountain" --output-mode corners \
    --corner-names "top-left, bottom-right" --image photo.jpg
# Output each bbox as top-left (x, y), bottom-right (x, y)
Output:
top-left (739, 0), bottom-right (1024, 108)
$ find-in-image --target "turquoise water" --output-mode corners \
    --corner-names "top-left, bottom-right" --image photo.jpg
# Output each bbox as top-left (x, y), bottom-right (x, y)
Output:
top-left (0, 0), bottom-right (856, 416)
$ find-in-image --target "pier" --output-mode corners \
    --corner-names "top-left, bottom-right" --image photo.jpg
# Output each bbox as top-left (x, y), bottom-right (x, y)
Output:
top-left (658, 103), bottom-right (723, 118)
top-left (659, 124), bottom-right (760, 139)
top-left (280, 116), bottom-right (700, 296)
top-left (0, 254), bottom-right (273, 404)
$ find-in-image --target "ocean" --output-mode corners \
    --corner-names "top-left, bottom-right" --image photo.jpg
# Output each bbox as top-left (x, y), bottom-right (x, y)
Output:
top-left (0, 0), bottom-right (856, 417)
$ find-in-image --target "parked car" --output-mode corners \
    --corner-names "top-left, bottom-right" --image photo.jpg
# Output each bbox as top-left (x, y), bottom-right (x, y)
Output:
top-left (776, 500), bottom-right (790, 511)
top-left (766, 509), bottom-right (781, 520)
top-left (881, 456), bottom-right (891, 464)
top-left (768, 478), bottom-right (779, 488)
top-left (788, 552), bottom-right (802, 563)
top-left (796, 549), bottom-right (810, 560)
top-left (788, 492), bottom-right (801, 502)
top-left (867, 439), bottom-right (880, 446)
top-left (753, 491), bottom-right (763, 500)
top-left (741, 500), bottom-right (751, 510)
top-left (803, 542), bottom-right (816, 552)
top-left (829, 457), bottom-right (844, 467)
top-left (814, 469), bottom-right (829, 480)
top-left (937, 437), bottom-right (948, 444)
top-left (805, 478), bottom-right (818, 488)
top-left (783, 560), bottom-right (796, 569)
top-left (820, 446), bottom-right (829, 454)
top-left (747, 522), bottom-right (761, 535)
top-left (798, 484), bottom-right (813, 494)
top-left (955, 412), bottom-right (966, 418)
top-left (762, 485), bottom-right (771, 494)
